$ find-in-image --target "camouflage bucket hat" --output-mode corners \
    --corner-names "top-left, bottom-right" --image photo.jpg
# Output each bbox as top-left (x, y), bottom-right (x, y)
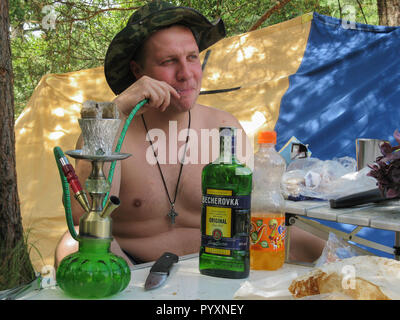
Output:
top-left (104, 0), bottom-right (226, 95)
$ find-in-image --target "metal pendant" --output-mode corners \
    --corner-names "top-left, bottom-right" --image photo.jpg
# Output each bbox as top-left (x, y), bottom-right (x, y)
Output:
top-left (167, 205), bottom-right (178, 224)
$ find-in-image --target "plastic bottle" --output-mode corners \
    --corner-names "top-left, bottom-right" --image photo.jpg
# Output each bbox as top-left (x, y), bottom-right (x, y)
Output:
top-left (250, 131), bottom-right (287, 270)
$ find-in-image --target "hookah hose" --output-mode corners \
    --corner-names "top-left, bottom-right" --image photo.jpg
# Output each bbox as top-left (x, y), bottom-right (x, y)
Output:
top-left (103, 99), bottom-right (147, 207)
top-left (54, 146), bottom-right (78, 240)
top-left (54, 99), bottom-right (147, 233)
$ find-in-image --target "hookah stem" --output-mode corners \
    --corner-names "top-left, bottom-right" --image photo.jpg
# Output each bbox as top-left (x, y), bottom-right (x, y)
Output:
top-left (53, 146), bottom-right (78, 240)
top-left (103, 99), bottom-right (148, 208)
top-left (53, 101), bottom-right (146, 239)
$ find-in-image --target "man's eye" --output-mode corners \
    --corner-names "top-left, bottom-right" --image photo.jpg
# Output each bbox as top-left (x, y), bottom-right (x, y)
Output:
top-left (162, 59), bottom-right (174, 65)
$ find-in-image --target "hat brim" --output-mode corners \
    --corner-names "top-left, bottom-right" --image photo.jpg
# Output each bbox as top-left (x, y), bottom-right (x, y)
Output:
top-left (104, 7), bottom-right (225, 95)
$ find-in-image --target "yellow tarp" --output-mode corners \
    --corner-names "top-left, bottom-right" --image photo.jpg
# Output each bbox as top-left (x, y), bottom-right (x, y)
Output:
top-left (15, 13), bottom-right (312, 271)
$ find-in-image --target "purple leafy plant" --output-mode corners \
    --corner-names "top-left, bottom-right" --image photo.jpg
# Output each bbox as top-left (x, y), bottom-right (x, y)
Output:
top-left (367, 130), bottom-right (400, 198)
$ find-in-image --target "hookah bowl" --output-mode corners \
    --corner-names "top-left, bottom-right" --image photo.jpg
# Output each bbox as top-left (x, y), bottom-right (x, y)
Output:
top-left (56, 118), bottom-right (131, 299)
top-left (56, 236), bottom-right (131, 299)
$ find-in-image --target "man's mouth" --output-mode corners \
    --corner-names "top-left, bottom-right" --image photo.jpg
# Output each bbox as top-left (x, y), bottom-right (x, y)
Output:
top-left (176, 88), bottom-right (195, 95)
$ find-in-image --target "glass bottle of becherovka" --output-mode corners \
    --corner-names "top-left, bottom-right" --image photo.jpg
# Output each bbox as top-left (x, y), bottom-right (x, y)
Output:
top-left (199, 127), bottom-right (252, 279)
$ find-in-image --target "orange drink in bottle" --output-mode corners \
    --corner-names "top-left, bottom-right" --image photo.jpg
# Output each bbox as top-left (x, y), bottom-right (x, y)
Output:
top-left (250, 131), bottom-right (286, 270)
top-left (250, 212), bottom-right (285, 270)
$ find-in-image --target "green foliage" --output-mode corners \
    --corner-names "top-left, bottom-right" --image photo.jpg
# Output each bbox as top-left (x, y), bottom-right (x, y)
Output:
top-left (0, 229), bottom-right (36, 290)
top-left (9, 0), bottom-right (379, 119)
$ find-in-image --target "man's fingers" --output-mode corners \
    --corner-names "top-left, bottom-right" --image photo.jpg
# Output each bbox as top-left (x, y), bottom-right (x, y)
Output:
top-left (148, 81), bottom-right (180, 111)
top-left (118, 76), bottom-right (181, 114)
top-left (168, 85), bottom-right (180, 100)
top-left (145, 85), bottom-right (168, 111)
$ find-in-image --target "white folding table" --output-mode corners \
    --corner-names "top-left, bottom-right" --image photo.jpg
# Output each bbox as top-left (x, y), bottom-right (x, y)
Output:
top-left (284, 199), bottom-right (400, 261)
top-left (15, 253), bottom-right (310, 300)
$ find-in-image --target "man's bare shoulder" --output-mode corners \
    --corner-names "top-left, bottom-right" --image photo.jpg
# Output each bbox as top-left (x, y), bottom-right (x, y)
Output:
top-left (194, 104), bottom-right (242, 128)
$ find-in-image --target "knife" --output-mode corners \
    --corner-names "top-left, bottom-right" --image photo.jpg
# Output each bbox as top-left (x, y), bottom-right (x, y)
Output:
top-left (144, 252), bottom-right (179, 290)
top-left (329, 188), bottom-right (395, 209)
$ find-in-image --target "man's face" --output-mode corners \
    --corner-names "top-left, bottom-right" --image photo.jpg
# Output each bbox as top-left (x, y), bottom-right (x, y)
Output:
top-left (134, 25), bottom-right (203, 112)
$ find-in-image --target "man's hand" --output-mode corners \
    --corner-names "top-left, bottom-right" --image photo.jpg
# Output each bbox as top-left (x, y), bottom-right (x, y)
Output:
top-left (113, 75), bottom-right (180, 117)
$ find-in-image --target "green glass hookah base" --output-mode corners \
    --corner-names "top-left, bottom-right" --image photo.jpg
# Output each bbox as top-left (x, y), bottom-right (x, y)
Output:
top-left (56, 238), bottom-right (131, 299)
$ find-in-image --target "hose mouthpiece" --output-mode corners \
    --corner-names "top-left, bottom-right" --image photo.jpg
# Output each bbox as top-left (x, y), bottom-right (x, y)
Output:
top-left (100, 195), bottom-right (120, 219)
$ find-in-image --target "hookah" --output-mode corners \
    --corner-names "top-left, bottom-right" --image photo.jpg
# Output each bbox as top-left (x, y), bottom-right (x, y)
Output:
top-left (54, 99), bottom-right (146, 299)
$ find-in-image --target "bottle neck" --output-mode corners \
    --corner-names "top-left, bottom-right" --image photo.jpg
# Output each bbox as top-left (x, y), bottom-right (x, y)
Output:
top-left (258, 142), bottom-right (275, 149)
top-left (219, 133), bottom-right (238, 163)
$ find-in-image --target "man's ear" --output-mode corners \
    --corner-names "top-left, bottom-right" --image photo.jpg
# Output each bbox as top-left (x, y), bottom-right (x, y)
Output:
top-left (130, 60), bottom-right (143, 79)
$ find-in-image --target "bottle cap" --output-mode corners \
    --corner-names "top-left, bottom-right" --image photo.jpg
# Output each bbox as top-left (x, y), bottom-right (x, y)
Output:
top-left (219, 127), bottom-right (236, 136)
top-left (258, 131), bottom-right (277, 144)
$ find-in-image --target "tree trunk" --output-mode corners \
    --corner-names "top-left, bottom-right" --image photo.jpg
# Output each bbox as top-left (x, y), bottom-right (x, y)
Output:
top-left (0, 0), bottom-right (35, 290)
top-left (377, 0), bottom-right (400, 26)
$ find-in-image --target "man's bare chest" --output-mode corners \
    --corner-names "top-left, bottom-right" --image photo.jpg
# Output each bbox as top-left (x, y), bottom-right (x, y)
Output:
top-left (117, 148), bottom-right (204, 219)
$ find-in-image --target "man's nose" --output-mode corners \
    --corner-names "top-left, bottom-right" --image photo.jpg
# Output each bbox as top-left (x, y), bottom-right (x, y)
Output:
top-left (177, 60), bottom-right (192, 81)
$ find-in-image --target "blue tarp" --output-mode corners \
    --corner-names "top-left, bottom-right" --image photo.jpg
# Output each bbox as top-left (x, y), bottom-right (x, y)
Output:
top-left (276, 12), bottom-right (400, 160)
top-left (275, 12), bottom-right (400, 257)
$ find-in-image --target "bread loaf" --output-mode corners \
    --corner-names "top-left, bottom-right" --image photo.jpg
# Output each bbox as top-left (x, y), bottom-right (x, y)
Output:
top-left (289, 256), bottom-right (400, 300)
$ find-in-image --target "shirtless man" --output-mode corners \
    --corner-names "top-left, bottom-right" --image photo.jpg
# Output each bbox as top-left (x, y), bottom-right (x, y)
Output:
top-left (55, 0), bottom-right (324, 267)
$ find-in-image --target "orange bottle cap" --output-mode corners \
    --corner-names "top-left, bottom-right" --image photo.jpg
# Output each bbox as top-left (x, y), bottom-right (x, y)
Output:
top-left (258, 131), bottom-right (277, 144)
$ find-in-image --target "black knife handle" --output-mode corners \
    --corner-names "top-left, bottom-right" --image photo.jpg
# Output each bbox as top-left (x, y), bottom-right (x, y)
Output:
top-left (329, 188), bottom-right (385, 208)
top-left (150, 252), bottom-right (179, 274)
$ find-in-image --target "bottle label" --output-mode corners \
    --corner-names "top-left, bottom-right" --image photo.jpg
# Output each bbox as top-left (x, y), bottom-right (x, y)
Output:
top-left (250, 216), bottom-right (286, 252)
top-left (201, 189), bottom-right (251, 256)
top-left (202, 190), bottom-right (251, 209)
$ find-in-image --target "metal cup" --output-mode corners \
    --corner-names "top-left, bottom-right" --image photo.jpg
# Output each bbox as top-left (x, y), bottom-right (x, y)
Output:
top-left (356, 138), bottom-right (388, 170)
